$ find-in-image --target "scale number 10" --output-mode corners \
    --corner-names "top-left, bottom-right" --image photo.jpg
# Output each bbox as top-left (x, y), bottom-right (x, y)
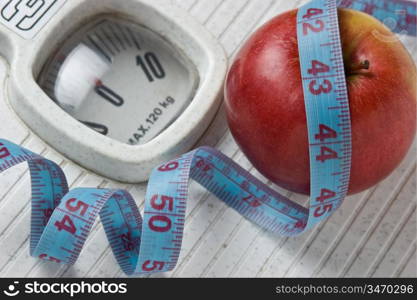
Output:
top-left (137, 52), bottom-right (165, 82)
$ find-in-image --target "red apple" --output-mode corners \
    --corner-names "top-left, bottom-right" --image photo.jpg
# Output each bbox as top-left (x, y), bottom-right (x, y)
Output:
top-left (225, 8), bottom-right (416, 195)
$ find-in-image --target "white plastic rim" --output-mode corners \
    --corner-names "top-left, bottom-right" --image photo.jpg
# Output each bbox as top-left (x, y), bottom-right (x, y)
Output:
top-left (0, 0), bottom-right (228, 182)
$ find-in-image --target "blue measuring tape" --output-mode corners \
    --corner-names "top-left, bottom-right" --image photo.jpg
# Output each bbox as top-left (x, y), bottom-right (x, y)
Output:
top-left (0, 0), bottom-right (415, 276)
top-left (297, 0), bottom-right (351, 231)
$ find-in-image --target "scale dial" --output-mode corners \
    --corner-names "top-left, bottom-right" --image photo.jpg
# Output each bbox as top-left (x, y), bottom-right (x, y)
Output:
top-left (6, 0), bottom-right (227, 182)
top-left (38, 17), bottom-right (199, 145)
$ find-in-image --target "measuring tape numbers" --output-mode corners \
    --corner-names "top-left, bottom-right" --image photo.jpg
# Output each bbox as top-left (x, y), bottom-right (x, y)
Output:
top-left (0, 0), bottom-right (415, 276)
top-left (297, 0), bottom-right (351, 231)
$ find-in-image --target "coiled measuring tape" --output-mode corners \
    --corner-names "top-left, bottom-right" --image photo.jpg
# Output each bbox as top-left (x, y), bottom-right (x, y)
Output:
top-left (0, 0), bottom-right (415, 276)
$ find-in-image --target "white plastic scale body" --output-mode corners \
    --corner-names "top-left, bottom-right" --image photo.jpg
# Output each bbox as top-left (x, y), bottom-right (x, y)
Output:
top-left (0, 0), bottom-right (415, 279)
top-left (0, 0), bottom-right (227, 182)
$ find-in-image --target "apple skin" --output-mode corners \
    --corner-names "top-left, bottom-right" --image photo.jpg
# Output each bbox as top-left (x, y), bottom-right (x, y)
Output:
top-left (225, 8), bottom-right (416, 195)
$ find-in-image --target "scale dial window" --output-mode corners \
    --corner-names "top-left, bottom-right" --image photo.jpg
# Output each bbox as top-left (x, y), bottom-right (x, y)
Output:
top-left (38, 17), bottom-right (199, 145)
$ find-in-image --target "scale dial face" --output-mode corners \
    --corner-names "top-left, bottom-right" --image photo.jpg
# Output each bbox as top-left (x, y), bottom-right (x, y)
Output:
top-left (38, 17), bottom-right (199, 145)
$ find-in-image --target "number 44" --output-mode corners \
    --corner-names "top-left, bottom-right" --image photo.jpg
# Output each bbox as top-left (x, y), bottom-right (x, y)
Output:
top-left (315, 124), bottom-right (339, 163)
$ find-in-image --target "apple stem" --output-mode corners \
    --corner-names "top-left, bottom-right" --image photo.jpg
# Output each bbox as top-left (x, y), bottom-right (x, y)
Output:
top-left (350, 60), bottom-right (370, 74)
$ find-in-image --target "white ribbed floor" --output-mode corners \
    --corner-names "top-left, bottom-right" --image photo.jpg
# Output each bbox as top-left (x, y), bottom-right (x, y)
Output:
top-left (0, 0), bottom-right (415, 278)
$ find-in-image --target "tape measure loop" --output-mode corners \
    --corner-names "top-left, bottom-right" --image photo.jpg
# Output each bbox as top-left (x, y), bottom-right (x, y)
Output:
top-left (28, 157), bottom-right (69, 255)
